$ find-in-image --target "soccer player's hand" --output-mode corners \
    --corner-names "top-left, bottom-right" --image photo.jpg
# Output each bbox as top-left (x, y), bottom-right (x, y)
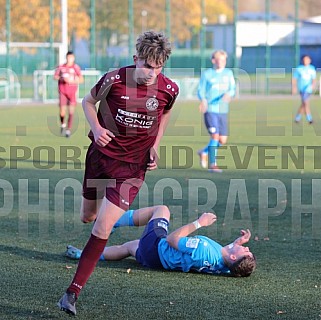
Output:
top-left (198, 101), bottom-right (208, 114)
top-left (198, 212), bottom-right (217, 227)
top-left (93, 126), bottom-right (115, 147)
top-left (147, 147), bottom-right (158, 171)
top-left (234, 229), bottom-right (251, 245)
top-left (222, 93), bottom-right (231, 103)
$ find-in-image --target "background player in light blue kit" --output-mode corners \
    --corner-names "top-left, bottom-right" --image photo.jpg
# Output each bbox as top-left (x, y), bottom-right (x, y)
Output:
top-left (197, 50), bottom-right (236, 172)
top-left (66, 205), bottom-right (256, 277)
top-left (292, 54), bottom-right (316, 124)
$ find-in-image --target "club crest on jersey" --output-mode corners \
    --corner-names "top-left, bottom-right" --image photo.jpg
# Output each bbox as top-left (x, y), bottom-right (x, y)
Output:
top-left (146, 97), bottom-right (159, 111)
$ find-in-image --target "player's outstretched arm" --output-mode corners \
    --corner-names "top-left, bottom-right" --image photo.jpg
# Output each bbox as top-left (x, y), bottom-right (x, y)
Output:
top-left (166, 212), bottom-right (217, 250)
top-left (232, 229), bottom-right (251, 246)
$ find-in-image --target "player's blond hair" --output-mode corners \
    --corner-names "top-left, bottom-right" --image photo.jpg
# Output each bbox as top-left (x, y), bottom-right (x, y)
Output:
top-left (229, 255), bottom-right (257, 277)
top-left (212, 50), bottom-right (228, 59)
top-left (136, 31), bottom-right (171, 66)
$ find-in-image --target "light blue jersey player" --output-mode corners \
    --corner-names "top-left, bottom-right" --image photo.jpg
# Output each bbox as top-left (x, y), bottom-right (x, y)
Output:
top-left (197, 50), bottom-right (236, 172)
top-left (158, 235), bottom-right (230, 275)
top-left (65, 206), bottom-right (256, 278)
top-left (292, 55), bottom-right (316, 124)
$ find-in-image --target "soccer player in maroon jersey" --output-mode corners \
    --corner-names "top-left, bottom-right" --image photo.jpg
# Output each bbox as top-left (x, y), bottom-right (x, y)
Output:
top-left (58, 31), bottom-right (179, 316)
top-left (54, 51), bottom-right (84, 137)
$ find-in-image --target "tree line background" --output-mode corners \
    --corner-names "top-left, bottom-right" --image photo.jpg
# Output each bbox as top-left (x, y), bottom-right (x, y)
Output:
top-left (1, 0), bottom-right (321, 47)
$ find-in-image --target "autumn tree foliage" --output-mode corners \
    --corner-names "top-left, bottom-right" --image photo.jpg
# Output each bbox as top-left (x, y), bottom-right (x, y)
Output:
top-left (0, 0), bottom-right (90, 43)
top-left (1, 0), bottom-right (321, 45)
top-left (94, 0), bottom-right (232, 43)
top-left (0, 0), bottom-right (232, 44)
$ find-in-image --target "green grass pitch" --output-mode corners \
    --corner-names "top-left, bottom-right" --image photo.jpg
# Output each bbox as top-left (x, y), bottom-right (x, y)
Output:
top-left (0, 97), bottom-right (320, 319)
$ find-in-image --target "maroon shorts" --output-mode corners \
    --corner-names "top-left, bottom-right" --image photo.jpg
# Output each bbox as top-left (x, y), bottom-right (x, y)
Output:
top-left (82, 144), bottom-right (147, 210)
top-left (58, 86), bottom-right (77, 106)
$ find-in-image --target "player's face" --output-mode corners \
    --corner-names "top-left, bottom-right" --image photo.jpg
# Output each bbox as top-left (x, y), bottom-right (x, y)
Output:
top-left (230, 245), bottom-right (253, 261)
top-left (134, 57), bottom-right (164, 85)
top-left (302, 56), bottom-right (311, 66)
top-left (212, 54), bottom-right (227, 70)
top-left (66, 54), bottom-right (75, 65)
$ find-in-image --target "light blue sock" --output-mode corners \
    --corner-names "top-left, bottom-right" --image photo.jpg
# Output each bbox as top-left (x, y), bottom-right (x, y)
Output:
top-left (202, 138), bottom-right (215, 154)
top-left (306, 114), bottom-right (312, 122)
top-left (75, 249), bottom-right (105, 261)
top-left (113, 209), bottom-right (135, 228)
top-left (68, 247), bottom-right (105, 261)
top-left (295, 114), bottom-right (301, 122)
top-left (208, 139), bottom-right (220, 165)
top-left (202, 145), bottom-right (208, 154)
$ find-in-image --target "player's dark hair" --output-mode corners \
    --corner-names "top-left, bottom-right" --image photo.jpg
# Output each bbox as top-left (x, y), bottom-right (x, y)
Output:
top-left (66, 51), bottom-right (74, 56)
top-left (136, 31), bottom-right (171, 66)
top-left (301, 54), bottom-right (311, 62)
top-left (229, 255), bottom-right (257, 277)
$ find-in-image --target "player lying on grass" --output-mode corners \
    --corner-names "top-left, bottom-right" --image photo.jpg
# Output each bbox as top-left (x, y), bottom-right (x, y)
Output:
top-left (66, 205), bottom-right (256, 277)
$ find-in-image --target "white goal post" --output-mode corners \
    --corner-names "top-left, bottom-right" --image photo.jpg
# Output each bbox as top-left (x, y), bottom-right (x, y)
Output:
top-left (0, 68), bottom-right (21, 103)
top-left (33, 69), bottom-right (103, 103)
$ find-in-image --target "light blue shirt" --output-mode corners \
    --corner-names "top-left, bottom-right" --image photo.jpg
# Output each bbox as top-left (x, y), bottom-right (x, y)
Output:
top-left (198, 68), bottom-right (236, 114)
top-left (158, 235), bottom-right (230, 275)
top-left (293, 64), bottom-right (316, 93)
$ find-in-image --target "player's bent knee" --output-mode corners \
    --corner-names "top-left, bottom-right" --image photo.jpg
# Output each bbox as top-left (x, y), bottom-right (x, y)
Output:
top-left (80, 198), bottom-right (100, 223)
top-left (156, 205), bottom-right (170, 220)
top-left (219, 137), bottom-right (228, 145)
top-left (80, 211), bottom-right (97, 224)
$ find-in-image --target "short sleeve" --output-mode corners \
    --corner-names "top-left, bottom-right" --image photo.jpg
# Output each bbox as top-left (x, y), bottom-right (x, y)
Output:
top-left (90, 73), bottom-right (110, 100)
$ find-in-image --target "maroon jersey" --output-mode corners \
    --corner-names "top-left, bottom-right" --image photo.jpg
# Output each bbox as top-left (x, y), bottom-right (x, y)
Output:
top-left (54, 63), bottom-right (82, 91)
top-left (89, 65), bottom-right (179, 164)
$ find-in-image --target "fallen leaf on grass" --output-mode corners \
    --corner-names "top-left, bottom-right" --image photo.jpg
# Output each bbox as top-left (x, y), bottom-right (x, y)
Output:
top-left (276, 310), bottom-right (286, 314)
top-left (254, 236), bottom-right (270, 241)
top-left (65, 265), bottom-right (73, 269)
top-left (127, 268), bottom-right (131, 274)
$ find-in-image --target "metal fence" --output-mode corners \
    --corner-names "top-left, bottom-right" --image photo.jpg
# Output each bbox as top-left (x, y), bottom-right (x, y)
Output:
top-left (1, 0), bottom-right (321, 102)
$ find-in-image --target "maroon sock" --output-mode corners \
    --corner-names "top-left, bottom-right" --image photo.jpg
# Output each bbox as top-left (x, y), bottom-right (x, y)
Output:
top-left (67, 234), bottom-right (107, 297)
top-left (60, 116), bottom-right (64, 125)
top-left (67, 113), bottom-right (74, 130)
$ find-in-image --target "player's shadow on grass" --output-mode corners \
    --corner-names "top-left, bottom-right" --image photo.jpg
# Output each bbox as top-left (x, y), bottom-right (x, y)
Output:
top-left (0, 244), bottom-right (64, 263)
top-left (0, 243), bottom-right (163, 274)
